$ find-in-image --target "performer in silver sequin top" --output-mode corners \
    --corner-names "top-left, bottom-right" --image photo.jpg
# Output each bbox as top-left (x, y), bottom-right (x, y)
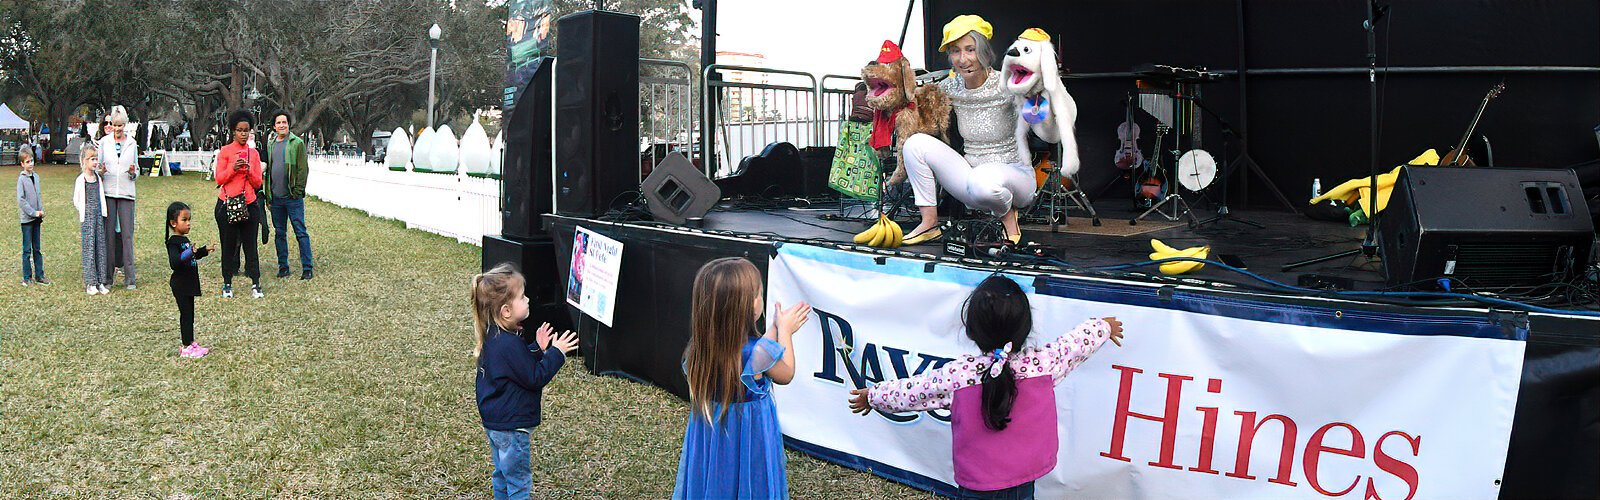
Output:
top-left (898, 15), bottom-right (1034, 246)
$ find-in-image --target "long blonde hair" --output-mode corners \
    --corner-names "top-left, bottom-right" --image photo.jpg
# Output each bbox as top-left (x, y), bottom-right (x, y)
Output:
top-left (472, 263), bottom-right (526, 358)
top-left (685, 257), bottom-right (764, 424)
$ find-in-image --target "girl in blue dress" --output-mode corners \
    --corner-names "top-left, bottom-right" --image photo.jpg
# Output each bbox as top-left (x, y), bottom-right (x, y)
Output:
top-left (673, 257), bottom-right (811, 499)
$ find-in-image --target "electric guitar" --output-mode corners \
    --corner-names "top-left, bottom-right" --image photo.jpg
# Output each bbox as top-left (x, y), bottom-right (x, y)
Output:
top-left (1440, 82), bottom-right (1505, 167)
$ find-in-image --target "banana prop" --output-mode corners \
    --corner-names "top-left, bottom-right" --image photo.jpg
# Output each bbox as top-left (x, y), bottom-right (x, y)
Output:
top-left (853, 215), bottom-right (904, 248)
top-left (1149, 238), bottom-right (1209, 275)
top-left (1308, 149), bottom-right (1443, 217)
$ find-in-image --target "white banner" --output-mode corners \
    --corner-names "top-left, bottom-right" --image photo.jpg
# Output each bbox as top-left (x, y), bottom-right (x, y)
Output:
top-left (767, 244), bottom-right (1525, 500)
top-left (566, 226), bottom-right (623, 326)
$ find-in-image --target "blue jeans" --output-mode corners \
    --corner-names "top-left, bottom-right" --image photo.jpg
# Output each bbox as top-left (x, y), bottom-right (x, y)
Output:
top-left (958, 481), bottom-right (1035, 500)
top-left (486, 428), bottom-right (532, 500)
top-left (269, 198), bottom-right (313, 272)
top-left (19, 221), bottom-right (43, 281)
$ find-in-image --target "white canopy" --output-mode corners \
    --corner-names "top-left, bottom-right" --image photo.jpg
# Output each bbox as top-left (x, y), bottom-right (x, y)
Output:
top-left (0, 104), bottom-right (30, 131)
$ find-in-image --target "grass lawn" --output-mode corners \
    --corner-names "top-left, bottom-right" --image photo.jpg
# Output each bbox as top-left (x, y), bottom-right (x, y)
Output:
top-left (0, 163), bottom-right (934, 498)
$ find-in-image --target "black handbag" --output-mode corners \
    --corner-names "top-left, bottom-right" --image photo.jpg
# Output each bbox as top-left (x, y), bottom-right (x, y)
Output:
top-left (224, 194), bottom-right (250, 224)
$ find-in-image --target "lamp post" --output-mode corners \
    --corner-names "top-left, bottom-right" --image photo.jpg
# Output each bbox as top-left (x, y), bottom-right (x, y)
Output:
top-left (428, 23), bottom-right (441, 130)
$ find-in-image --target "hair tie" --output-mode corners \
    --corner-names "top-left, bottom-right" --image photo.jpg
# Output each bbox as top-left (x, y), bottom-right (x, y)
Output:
top-left (986, 342), bottom-right (1014, 378)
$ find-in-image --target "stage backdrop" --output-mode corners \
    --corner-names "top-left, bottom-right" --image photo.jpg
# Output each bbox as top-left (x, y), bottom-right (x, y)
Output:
top-left (922, 0), bottom-right (1600, 210)
top-left (768, 243), bottom-right (1526, 499)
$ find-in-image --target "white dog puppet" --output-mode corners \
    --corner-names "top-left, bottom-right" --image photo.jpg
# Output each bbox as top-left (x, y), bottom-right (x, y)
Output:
top-left (1001, 28), bottom-right (1080, 178)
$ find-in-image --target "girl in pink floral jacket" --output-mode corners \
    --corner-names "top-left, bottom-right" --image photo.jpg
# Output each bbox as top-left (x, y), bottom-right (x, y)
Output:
top-left (849, 275), bottom-right (1124, 498)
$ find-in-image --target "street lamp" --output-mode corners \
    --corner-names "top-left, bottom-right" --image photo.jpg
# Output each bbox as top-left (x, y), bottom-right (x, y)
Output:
top-left (428, 23), bottom-right (441, 130)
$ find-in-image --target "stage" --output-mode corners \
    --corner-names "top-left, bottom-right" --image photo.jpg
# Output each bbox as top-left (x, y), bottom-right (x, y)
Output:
top-left (541, 197), bottom-right (1600, 500)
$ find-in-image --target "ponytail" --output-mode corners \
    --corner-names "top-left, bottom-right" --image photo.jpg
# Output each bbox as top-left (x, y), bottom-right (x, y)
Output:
top-left (979, 347), bottom-right (1019, 430)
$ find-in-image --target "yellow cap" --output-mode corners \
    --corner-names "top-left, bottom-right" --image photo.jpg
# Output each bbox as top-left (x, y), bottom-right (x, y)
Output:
top-left (1018, 28), bottom-right (1050, 42)
top-left (939, 15), bottom-right (994, 51)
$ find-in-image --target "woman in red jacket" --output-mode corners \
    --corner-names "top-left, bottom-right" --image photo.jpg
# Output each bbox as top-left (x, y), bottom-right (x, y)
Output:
top-left (214, 110), bottom-right (266, 299)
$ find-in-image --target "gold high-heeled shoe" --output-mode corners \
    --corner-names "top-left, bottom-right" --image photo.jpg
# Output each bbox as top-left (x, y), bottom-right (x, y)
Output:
top-left (902, 228), bottom-right (943, 245)
top-left (1006, 231), bottom-right (1022, 245)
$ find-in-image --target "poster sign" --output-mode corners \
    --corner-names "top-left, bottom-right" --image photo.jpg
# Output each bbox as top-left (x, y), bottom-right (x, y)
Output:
top-left (567, 226), bottom-right (624, 326)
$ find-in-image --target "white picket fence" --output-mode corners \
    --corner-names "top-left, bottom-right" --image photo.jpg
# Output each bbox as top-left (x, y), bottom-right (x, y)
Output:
top-left (306, 156), bottom-right (501, 245)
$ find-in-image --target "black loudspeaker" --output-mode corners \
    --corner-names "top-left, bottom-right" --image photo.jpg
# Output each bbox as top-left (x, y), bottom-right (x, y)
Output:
top-left (716, 142), bottom-right (801, 197)
top-left (1379, 166), bottom-right (1596, 289)
top-left (641, 153), bottom-right (720, 224)
top-left (483, 234), bottom-right (571, 332)
top-left (555, 10), bottom-right (641, 218)
top-left (502, 57), bottom-right (555, 240)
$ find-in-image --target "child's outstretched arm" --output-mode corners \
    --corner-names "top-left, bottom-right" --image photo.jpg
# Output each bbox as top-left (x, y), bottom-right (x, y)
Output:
top-left (1039, 317), bottom-right (1124, 383)
top-left (848, 359), bottom-right (966, 415)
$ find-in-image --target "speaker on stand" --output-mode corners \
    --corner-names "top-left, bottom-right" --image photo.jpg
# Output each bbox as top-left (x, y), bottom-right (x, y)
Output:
top-left (555, 10), bottom-right (642, 218)
top-left (484, 57), bottom-right (569, 331)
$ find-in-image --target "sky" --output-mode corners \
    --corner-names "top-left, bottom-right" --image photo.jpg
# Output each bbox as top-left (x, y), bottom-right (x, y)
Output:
top-left (707, 0), bottom-right (927, 88)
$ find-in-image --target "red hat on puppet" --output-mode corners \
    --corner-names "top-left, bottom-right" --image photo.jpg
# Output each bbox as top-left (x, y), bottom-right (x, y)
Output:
top-left (876, 40), bottom-right (904, 64)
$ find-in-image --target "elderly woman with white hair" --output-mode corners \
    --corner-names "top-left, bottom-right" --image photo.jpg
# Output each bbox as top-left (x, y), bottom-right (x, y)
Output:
top-left (896, 15), bottom-right (1035, 247)
top-left (98, 105), bottom-right (141, 289)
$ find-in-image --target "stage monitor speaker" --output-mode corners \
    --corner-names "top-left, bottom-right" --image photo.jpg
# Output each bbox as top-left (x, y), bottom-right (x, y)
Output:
top-left (555, 10), bottom-right (641, 218)
top-left (1379, 166), bottom-right (1596, 289)
top-left (641, 153), bottom-right (720, 225)
top-left (501, 57), bottom-right (555, 240)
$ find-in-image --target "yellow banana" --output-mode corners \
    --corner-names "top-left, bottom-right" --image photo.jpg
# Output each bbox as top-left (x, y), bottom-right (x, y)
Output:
top-left (1159, 246), bottom-right (1210, 275)
top-left (1150, 238), bottom-right (1180, 256)
top-left (867, 218), bottom-right (890, 247)
top-left (885, 216), bottom-right (904, 248)
top-left (854, 218), bottom-right (882, 244)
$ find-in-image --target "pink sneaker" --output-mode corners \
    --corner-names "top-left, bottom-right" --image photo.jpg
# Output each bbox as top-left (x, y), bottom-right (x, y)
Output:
top-left (189, 344), bottom-right (210, 357)
top-left (179, 344), bottom-right (196, 358)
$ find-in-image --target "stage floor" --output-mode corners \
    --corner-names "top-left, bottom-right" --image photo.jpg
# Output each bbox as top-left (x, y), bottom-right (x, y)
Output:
top-left (693, 199), bottom-right (1381, 291)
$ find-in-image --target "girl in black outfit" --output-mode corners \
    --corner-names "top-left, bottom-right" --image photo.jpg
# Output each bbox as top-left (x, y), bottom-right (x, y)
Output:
top-left (166, 202), bottom-right (213, 358)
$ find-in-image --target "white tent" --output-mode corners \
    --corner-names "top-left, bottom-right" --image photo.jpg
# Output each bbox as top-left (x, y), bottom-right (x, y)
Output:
top-left (0, 104), bottom-right (30, 131)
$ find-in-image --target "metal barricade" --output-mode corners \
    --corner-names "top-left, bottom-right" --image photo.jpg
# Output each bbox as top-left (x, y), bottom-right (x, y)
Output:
top-left (639, 58), bottom-right (697, 182)
top-left (700, 64), bottom-right (819, 178)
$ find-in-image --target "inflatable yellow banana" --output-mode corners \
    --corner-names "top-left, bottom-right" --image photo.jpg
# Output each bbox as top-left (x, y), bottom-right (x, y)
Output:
top-left (1309, 149), bottom-right (1443, 217)
top-left (1148, 238), bottom-right (1209, 275)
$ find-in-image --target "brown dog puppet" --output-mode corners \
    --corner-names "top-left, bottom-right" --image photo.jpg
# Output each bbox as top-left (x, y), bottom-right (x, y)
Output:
top-left (861, 40), bottom-right (950, 186)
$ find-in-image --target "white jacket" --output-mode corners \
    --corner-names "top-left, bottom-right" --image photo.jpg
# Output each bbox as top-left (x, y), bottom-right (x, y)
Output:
top-left (98, 134), bottom-right (139, 199)
top-left (72, 173), bottom-right (109, 222)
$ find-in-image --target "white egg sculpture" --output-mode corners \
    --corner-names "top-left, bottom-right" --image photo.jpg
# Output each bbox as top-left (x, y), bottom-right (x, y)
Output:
top-left (459, 119), bottom-right (492, 177)
top-left (489, 131), bottom-right (503, 178)
top-left (431, 125), bottom-right (460, 174)
top-left (412, 127), bottom-right (435, 172)
top-left (385, 127), bottom-right (412, 171)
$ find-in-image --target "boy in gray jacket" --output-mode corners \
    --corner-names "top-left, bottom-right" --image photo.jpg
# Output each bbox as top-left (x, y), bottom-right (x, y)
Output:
top-left (16, 147), bottom-right (49, 286)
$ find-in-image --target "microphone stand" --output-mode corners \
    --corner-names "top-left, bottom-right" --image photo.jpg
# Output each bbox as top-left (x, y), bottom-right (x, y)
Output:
top-left (1281, 0), bottom-right (1387, 272)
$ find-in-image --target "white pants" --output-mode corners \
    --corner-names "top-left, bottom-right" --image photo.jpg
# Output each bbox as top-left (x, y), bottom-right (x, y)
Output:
top-left (901, 133), bottom-right (1034, 215)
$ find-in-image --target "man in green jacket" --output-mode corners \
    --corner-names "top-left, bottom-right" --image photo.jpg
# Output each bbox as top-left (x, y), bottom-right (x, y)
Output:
top-left (262, 111), bottom-right (314, 280)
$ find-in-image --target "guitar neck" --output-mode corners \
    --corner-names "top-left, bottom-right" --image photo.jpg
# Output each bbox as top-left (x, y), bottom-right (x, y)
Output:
top-left (1453, 99), bottom-right (1491, 156)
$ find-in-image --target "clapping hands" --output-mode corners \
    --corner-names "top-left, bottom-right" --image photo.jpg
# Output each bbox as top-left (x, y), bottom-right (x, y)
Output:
top-left (535, 322), bottom-right (579, 355)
